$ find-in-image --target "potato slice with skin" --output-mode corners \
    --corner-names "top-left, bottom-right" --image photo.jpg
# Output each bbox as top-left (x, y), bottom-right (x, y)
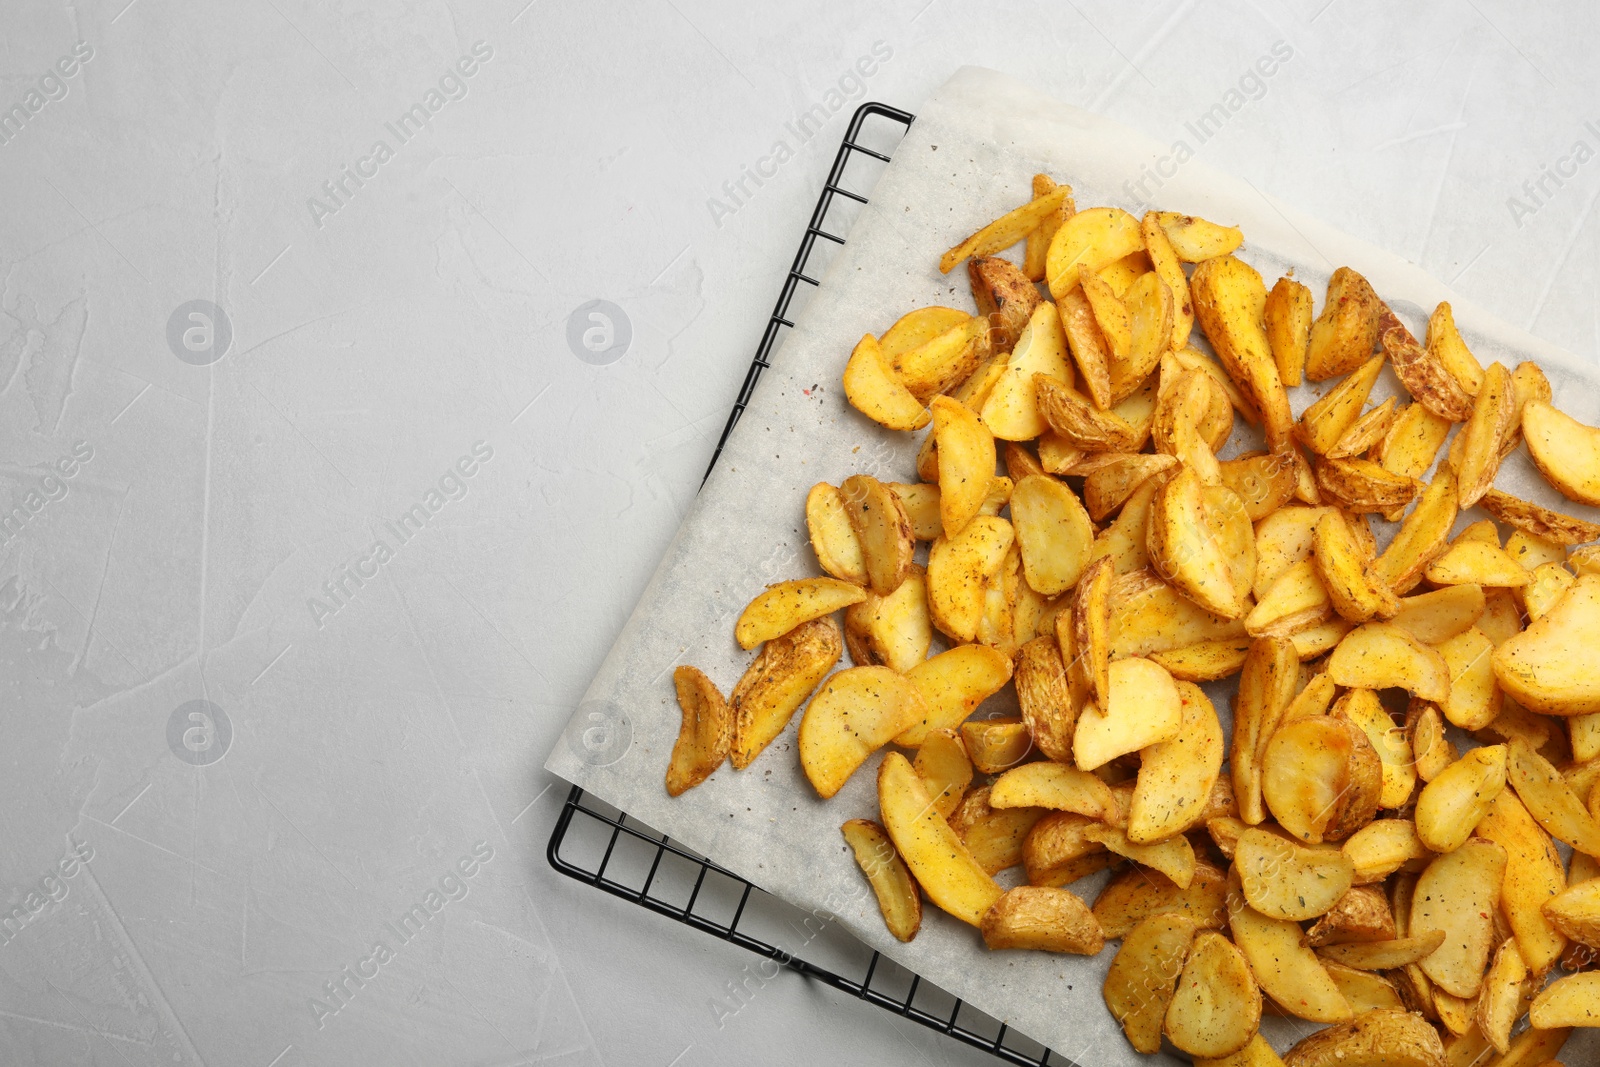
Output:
top-left (1389, 584), bottom-right (1486, 645)
top-left (1377, 467), bottom-right (1459, 595)
top-left (667, 666), bottom-right (732, 795)
top-left (1046, 205), bottom-right (1143, 298)
top-left (1074, 657), bottom-right (1182, 770)
top-left (1425, 541), bottom-right (1531, 588)
top-left (1228, 873), bottom-right (1353, 1023)
top-left (880, 306), bottom-right (971, 360)
top-left (806, 483), bottom-right (867, 584)
top-left (1481, 488), bottom-right (1600, 546)
top-left (1266, 275), bottom-right (1313, 388)
top-left (927, 515), bottom-right (1014, 643)
top-left (1263, 715), bottom-right (1383, 843)
top-left (1523, 399), bottom-right (1600, 506)
top-left (1316, 932), bottom-right (1448, 970)
top-left (1376, 402), bottom-right (1453, 489)
top-left (1149, 638), bottom-right (1253, 681)
top-left (894, 318), bottom-right (987, 400)
top-left (1057, 287), bottom-right (1114, 410)
top-left (1435, 627), bottom-right (1502, 730)
top-left (1383, 318), bottom-right (1475, 423)
top-left (1529, 972), bottom-right (1600, 1030)
top-left (1238, 828), bottom-right (1356, 921)
top-left (890, 482), bottom-right (942, 540)
top-left (1113, 271), bottom-right (1174, 404)
top-left (1495, 574), bottom-right (1600, 716)
top-left (1154, 211), bottom-right (1243, 261)
top-left (1306, 885), bottom-right (1397, 947)
top-left (1306, 268), bottom-right (1384, 381)
top-left (991, 762), bottom-right (1115, 816)
top-left (1285, 670), bottom-right (1340, 722)
top-left (1475, 938), bottom-right (1527, 1053)
top-left (1317, 456), bottom-right (1421, 514)
top-left (1103, 912), bottom-right (1199, 1054)
top-left (843, 333), bottom-right (933, 431)
top-left (1081, 270), bottom-right (1131, 366)
top-left (1330, 397), bottom-right (1400, 460)
top-left (1426, 301), bottom-right (1484, 396)
top-left (1093, 860), bottom-right (1229, 936)
top-left (980, 299), bottom-right (1074, 441)
top-left (1073, 556), bottom-right (1114, 707)
top-left (1339, 688), bottom-right (1416, 810)
top-left (1233, 636), bottom-right (1300, 824)
top-left (1545, 878), bottom-right (1600, 948)
top-left (981, 885), bottom-right (1105, 954)
top-left (1191, 255), bottom-right (1295, 452)
top-left (839, 474), bottom-right (914, 596)
top-left (1197, 1034), bottom-right (1288, 1067)
top-left (1221, 452), bottom-right (1298, 521)
top-left (1506, 738), bottom-right (1600, 856)
top-left (1165, 931), bottom-right (1262, 1059)
top-left (940, 184), bottom-right (1075, 273)
top-left (1299, 354), bottom-right (1387, 455)
top-left (1343, 819), bottom-right (1432, 885)
top-left (731, 616), bottom-right (841, 768)
top-left (913, 728), bottom-right (972, 820)
top-left (843, 566), bottom-right (931, 673)
top-left (1329, 623), bottom-right (1451, 703)
top-left (1409, 702), bottom-right (1456, 782)
top-left (1010, 474), bottom-right (1093, 596)
top-left (930, 395), bottom-right (997, 537)
top-left (1085, 822), bottom-right (1196, 888)
top-left (1034, 374), bottom-right (1141, 450)
top-left (961, 717), bottom-right (1033, 775)
top-left (1023, 810), bottom-right (1108, 886)
top-left (1129, 681), bottom-right (1224, 842)
top-left (1143, 211), bottom-right (1195, 351)
top-left (1111, 567), bottom-right (1249, 656)
top-left (954, 786), bottom-right (1046, 875)
top-left (841, 819), bottom-right (922, 942)
top-left (1254, 505), bottom-right (1326, 599)
top-left (1081, 452), bottom-right (1176, 521)
top-left (968, 254), bottom-right (1041, 353)
top-left (1015, 634), bottom-right (1080, 762)
top-left (1414, 744), bottom-right (1507, 853)
top-left (1150, 465), bottom-right (1251, 619)
top-left (1454, 362), bottom-right (1515, 508)
top-left (1412, 839), bottom-right (1507, 997)
top-left (1281, 1009), bottom-right (1446, 1067)
top-left (879, 752), bottom-right (1001, 924)
top-left (892, 643), bottom-right (1013, 747)
top-left (1023, 174), bottom-right (1074, 281)
top-left (1316, 511), bottom-right (1399, 623)
top-left (799, 666), bottom-right (928, 798)
top-left (735, 577), bottom-right (866, 650)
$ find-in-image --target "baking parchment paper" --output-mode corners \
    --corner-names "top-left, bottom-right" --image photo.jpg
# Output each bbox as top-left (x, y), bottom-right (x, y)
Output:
top-left (546, 66), bottom-right (1600, 1063)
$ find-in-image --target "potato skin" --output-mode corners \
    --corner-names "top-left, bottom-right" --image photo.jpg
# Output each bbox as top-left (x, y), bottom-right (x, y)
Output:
top-left (1282, 1009), bottom-right (1446, 1067)
top-left (980, 885), bottom-right (1105, 955)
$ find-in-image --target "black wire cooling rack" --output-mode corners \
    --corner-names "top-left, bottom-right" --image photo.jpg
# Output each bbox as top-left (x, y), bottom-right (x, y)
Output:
top-left (546, 102), bottom-right (1074, 1067)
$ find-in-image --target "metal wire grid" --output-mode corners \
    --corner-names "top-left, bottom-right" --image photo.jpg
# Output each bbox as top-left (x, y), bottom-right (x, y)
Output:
top-left (546, 102), bottom-right (1075, 1066)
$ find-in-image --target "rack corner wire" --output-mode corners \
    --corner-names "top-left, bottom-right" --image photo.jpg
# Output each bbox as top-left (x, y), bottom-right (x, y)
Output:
top-left (546, 101), bottom-right (1075, 1067)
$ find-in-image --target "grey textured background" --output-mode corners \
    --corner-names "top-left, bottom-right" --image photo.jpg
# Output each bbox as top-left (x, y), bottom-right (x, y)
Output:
top-left (2, 1), bottom-right (1597, 1065)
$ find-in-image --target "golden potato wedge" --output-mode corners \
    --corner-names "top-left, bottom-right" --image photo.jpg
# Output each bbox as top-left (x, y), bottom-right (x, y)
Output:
top-left (1285, 670), bottom-right (1340, 721)
top-left (1473, 938), bottom-right (1527, 1052)
top-left (991, 761), bottom-right (1115, 817)
top-left (1529, 972), bottom-right (1600, 1030)
top-left (1092, 859), bottom-right (1229, 937)
top-left (735, 576), bottom-right (867, 650)
top-left (961, 717), bottom-right (1034, 775)
top-left (890, 482), bottom-right (942, 540)
top-left (1153, 211), bottom-right (1243, 260)
top-left (1317, 456), bottom-right (1422, 514)
top-left (1057, 287), bottom-right (1113, 410)
top-left (1165, 931), bottom-right (1262, 1059)
top-left (1306, 268), bottom-right (1383, 381)
top-left (1266, 275), bottom-right (1313, 388)
top-left (1142, 211), bottom-right (1195, 351)
top-left (1191, 254), bottom-right (1295, 452)
top-left (894, 643), bottom-right (1014, 746)
top-left (1149, 466), bottom-right (1252, 619)
top-left (1289, 616), bottom-right (1355, 657)
top-left (839, 474), bottom-right (914, 596)
top-left (1507, 359), bottom-right (1553, 447)
top-left (1316, 511), bottom-right (1400, 623)
top-left (1300, 354), bottom-right (1387, 455)
top-left (1263, 714), bottom-right (1383, 843)
top-left (1506, 738), bottom-right (1600, 856)
top-left (1330, 397), bottom-right (1401, 460)
top-left (1112, 271), bottom-right (1174, 404)
top-left (1254, 505), bottom-right (1325, 598)
top-left (731, 616), bottom-right (842, 768)
top-left (1129, 681), bottom-right (1224, 842)
top-left (843, 566), bottom-right (931, 673)
top-left (1495, 574), bottom-right (1600, 716)
top-left (927, 515), bottom-right (1014, 643)
top-left (1149, 638), bottom-right (1253, 681)
top-left (1343, 819), bottom-right (1432, 885)
top-left (1339, 688), bottom-right (1417, 810)
top-left (1452, 518), bottom-right (1500, 548)
top-left (1221, 452), bottom-right (1298, 521)
top-left (1488, 1028), bottom-right (1572, 1067)
top-left (1281, 1009), bottom-right (1446, 1067)
top-left (954, 785), bottom-right (1047, 875)
top-left (842, 819), bottom-right (922, 942)
top-left (1046, 205), bottom-right (1143, 298)
top-left (879, 752), bottom-right (1002, 925)
top-left (1023, 810), bottom-right (1109, 886)
top-left (1480, 488), bottom-right (1600, 546)
top-left (1479, 586), bottom-right (1524, 646)
top-left (1508, 530), bottom-right (1568, 574)
top-left (1424, 301), bottom-right (1484, 397)
top-left (1103, 911), bottom-right (1199, 1054)
top-left (975, 547), bottom-right (1019, 655)
top-left (879, 306), bottom-right (972, 360)
top-left (1545, 878), bottom-right (1600, 948)
top-left (1002, 441), bottom-right (1046, 483)
top-left (1010, 473), bottom-right (1093, 596)
top-left (1306, 885), bottom-right (1397, 947)
top-left (1033, 373), bottom-right (1142, 450)
top-left (1523, 399), bottom-right (1600, 507)
top-left (968, 254), bottom-right (1041, 354)
top-left (913, 727), bottom-right (972, 819)
top-left (1316, 932), bottom-right (1448, 970)
top-left (1376, 468), bottom-right (1460, 594)
top-left (1015, 633), bottom-right (1081, 762)
top-left (1238, 828), bottom-right (1356, 921)
top-left (1321, 963), bottom-right (1406, 1014)
top-left (799, 666), bottom-right (928, 798)
top-left (1196, 1034), bottom-right (1288, 1067)
top-left (1085, 822), bottom-right (1196, 888)
top-left (1426, 541), bottom-right (1531, 588)
top-left (1329, 623), bottom-right (1451, 703)
top-left (980, 299), bottom-right (1074, 441)
top-left (1409, 702), bottom-right (1457, 782)
top-left (666, 666), bottom-right (732, 795)
top-left (1233, 636), bottom-right (1300, 824)
top-left (1074, 656), bottom-right (1183, 770)
top-left (940, 184), bottom-right (1075, 273)
top-left (1454, 362), bottom-right (1515, 508)
top-left (1091, 473), bottom-right (1164, 575)
top-left (1389, 584), bottom-right (1486, 645)
top-left (1414, 744), bottom-right (1507, 853)
top-left (1383, 316), bottom-right (1475, 423)
top-left (1412, 838), bottom-right (1507, 997)
top-left (1023, 175), bottom-right (1074, 282)
top-left (1080, 453), bottom-right (1176, 521)
top-left (1376, 401), bottom-right (1453, 485)
top-left (806, 482), bottom-right (867, 584)
top-left (1111, 568), bottom-right (1250, 656)
top-left (930, 395), bottom-right (997, 536)
top-left (1523, 561), bottom-right (1575, 623)
top-left (1228, 873), bottom-right (1353, 1023)
top-left (843, 333), bottom-right (933, 431)
top-left (980, 885), bottom-right (1105, 954)
top-left (894, 317), bottom-right (987, 400)
top-left (1434, 627), bottom-right (1503, 730)
top-left (1081, 269), bottom-right (1131, 365)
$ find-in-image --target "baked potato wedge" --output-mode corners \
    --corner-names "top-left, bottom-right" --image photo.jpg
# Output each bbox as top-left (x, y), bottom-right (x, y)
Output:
top-left (1523, 399), bottom-right (1600, 506)
top-left (940, 184), bottom-right (1074, 273)
top-left (799, 666), bottom-right (928, 798)
top-left (735, 576), bottom-right (866, 650)
top-left (980, 885), bottom-right (1105, 954)
top-left (880, 752), bottom-right (1002, 924)
top-left (1495, 574), bottom-right (1600, 716)
top-left (841, 819), bottom-right (922, 942)
top-left (1103, 911), bottom-right (1199, 1053)
top-left (731, 616), bottom-right (842, 767)
top-left (1164, 931), bottom-right (1262, 1059)
top-left (666, 666), bottom-right (732, 795)
top-left (1281, 1009), bottom-right (1445, 1067)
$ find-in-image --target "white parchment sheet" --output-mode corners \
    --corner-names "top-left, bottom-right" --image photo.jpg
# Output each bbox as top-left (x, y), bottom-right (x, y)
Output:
top-left (546, 67), bottom-right (1600, 1063)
